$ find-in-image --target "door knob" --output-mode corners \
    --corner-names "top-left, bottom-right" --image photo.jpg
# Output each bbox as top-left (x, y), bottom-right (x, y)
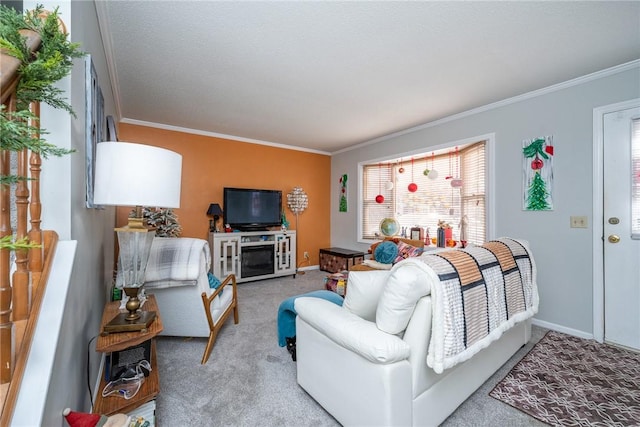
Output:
top-left (608, 235), bottom-right (620, 243)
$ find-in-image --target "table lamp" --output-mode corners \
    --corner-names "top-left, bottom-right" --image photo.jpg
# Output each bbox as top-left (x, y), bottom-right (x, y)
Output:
top-left (206, 203), bottom-right (223, 232)
top-left (94, 141), bottom-right (182, 332)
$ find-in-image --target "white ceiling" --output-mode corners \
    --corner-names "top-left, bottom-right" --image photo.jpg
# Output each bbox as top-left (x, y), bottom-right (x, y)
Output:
top-left (96, 1), bottom-right (640, 154)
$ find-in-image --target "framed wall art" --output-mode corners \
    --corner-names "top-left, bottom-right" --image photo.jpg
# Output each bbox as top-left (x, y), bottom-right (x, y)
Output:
top-left (522, 136), bottom-right (554, 211)
top-left (85, 55), bottom-right (104, 208)
top-left (339, 174), bottom-right (348, 212)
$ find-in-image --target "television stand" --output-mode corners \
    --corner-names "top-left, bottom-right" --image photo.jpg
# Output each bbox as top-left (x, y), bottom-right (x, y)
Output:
top-left (209, 230), bottom-right (296, 283)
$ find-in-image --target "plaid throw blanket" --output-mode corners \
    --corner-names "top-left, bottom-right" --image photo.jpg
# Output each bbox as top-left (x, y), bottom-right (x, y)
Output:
top-left (416, 237), bottom-right (538, 374)
top-left (143, 237), bottom-right (211, 286)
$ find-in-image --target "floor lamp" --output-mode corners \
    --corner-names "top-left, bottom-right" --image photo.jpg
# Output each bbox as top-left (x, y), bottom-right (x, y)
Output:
top-left (287, 187), bottom-right (308, 274)
top-left (94, 141), bottom-right (182, 332)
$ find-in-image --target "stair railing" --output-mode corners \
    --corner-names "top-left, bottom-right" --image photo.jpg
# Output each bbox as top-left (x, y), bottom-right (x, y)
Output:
top-left (0, 27), bottom-right (59, 424)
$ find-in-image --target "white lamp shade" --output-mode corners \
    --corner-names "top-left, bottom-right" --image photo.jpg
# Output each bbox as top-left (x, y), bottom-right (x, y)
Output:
top-left (94, 142), bottom-right (182, 208)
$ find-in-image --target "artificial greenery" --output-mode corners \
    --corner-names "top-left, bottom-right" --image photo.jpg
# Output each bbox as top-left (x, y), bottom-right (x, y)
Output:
top-left (0, 4), bottom-right (84, 112)
top-left (0, 4), bottom-right (83, 175)
top-left (130, 207), bottom-right (183, 238)
top-left (0, 4), bottom-right (84, 248)
top-left (0, 235), bottom-right (36, 250)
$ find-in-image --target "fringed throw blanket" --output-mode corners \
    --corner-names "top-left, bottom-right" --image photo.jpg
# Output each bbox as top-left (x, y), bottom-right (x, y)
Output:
top-left (417, 237), bottom-right (538, 374)
top-left (143, 237), bottom-right (211, 287)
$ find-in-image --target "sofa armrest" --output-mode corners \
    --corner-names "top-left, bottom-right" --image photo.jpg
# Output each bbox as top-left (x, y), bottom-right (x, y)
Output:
top-left (294, 297), bottom-right (410, 364)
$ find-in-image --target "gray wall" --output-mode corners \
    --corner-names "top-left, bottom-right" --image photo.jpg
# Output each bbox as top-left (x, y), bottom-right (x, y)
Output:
top-left (331, 64), bottom-right (640, 337)
top-left (22, 0), bottom-right (117, 424)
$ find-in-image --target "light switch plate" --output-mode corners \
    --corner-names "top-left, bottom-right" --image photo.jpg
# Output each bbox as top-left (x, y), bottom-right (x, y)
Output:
top-left (570, 216), bottom-right (588, 228)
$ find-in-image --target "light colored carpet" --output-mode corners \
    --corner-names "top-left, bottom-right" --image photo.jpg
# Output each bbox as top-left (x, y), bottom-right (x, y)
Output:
top-left (155, 269), bottom-right (546, 426)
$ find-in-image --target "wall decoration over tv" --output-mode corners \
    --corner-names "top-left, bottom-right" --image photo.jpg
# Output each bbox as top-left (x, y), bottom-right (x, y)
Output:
top-left (223, 187), bottom-right (282, 231)
top-left (523, 136), bottom-right (554, 211)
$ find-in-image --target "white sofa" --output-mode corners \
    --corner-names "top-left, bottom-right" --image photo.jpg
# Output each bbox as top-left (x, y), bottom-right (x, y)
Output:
top-left (294, 239), bottom-right (537, 426)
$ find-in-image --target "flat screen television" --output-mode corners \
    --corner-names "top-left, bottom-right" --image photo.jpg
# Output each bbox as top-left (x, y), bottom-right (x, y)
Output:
top-left (223, 187), bottom-right (282, 231)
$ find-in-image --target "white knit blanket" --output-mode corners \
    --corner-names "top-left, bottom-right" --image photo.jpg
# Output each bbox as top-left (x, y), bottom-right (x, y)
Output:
top-left (416, 238), bottom-right (538, 374)
top-left (143, 237), bottom-right (211, 285)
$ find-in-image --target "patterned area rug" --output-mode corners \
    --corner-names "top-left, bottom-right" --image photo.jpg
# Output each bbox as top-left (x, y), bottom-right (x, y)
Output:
top-left (490, 330), bottom-right (640, 426)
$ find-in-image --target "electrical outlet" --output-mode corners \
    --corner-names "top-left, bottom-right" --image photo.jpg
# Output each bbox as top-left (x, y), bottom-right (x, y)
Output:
top-left (570, 216), bottom-right (588, 228)
top-left (303, 251), bottom-right (310, 260)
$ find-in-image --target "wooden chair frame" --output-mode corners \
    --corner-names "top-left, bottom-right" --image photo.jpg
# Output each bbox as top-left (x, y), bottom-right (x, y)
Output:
top-left (200, 274), bottom-right (239, 364)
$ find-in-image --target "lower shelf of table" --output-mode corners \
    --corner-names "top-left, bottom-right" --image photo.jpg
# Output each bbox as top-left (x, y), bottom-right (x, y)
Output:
top-left (93, 340), bottom-right (159, 416)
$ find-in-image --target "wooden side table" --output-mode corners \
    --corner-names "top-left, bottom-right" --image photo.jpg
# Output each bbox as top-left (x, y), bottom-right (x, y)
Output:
top-left (93, 295), bottom-right (163, 416)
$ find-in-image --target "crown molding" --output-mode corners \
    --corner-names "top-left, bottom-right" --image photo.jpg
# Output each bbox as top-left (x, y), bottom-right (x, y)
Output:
top-left (334, 59), bottom-right (640, 155)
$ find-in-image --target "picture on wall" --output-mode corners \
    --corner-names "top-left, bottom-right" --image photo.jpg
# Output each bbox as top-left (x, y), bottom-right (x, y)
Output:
top-left (522, 136), bottom-right (554, 211)
top-left (339, 174), bottom-right (348, 212)
top-left (85, 55), bottom-right (104, 208)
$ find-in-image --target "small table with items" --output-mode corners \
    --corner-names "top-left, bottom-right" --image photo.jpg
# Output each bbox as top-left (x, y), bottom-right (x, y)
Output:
top-left (93, 295), bottom-right (163, 417)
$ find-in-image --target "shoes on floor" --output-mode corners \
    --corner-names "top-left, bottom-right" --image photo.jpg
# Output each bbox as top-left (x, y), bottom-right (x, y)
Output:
top-left (286, 337), bottom-right (296, 362)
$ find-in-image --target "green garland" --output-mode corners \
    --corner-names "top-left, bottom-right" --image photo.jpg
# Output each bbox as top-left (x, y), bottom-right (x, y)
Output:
top-left (0, 4), bottom-right (84, 248)
top-left (0, 4), bottom-right (84, 180)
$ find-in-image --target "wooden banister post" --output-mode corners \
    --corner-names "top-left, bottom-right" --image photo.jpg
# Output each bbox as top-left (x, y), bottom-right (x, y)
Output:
top-left (12, 146), bottom-right (30, 321)
top-left (28, 102), bottom-right (44, 283)
top-left (0, 148), bottom-right (14, 384)
top-left (28, 151), bottom-right (43, 272)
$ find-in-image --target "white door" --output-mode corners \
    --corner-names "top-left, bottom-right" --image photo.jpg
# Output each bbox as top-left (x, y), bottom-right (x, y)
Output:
top-left (603, 105), bottom-right (640, 350)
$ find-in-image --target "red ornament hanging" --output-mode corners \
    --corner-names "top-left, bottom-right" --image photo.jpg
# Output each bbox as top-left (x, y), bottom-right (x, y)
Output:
top-left (398, 158), bottom-right (405, 173)
top-left (375, 163), bottom-right (385, 204)
top-left (531, 157), bottom-right (544, 170)
top-left (408, 158), bottom-right (418, 192)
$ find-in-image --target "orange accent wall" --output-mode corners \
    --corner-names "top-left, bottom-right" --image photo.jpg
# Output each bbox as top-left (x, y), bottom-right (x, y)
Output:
top-left (116, 123), bottom-right (330, 267)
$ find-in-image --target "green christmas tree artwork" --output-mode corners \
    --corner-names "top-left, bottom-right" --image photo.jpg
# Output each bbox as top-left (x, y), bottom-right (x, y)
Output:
top-left (523, 136), bottom-right (554, 210)
top-left (339, 174), bottom-right (348, 212)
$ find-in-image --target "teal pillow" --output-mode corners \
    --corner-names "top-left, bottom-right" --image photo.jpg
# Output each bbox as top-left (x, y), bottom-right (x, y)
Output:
top-left (374, 241), bottom-right (398, 264)
top-left (208, 272), bottom-right (223, 295)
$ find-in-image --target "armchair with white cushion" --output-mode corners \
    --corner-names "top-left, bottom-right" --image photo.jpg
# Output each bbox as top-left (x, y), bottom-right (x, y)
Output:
top-left (294, 239), bottom-right (537, 426)
top-left (143, 237), bottom-right (239, 364)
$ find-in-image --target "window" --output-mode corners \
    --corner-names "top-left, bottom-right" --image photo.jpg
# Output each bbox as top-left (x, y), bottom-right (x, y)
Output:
top-left (361, 140), bottom-right (487, 245)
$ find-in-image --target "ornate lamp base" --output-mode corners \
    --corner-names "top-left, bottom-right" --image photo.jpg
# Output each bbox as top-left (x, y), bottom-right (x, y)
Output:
top-left (103, 287), bottom-right (156, 334)
top-left (103, 311), bottom-right (156, 334)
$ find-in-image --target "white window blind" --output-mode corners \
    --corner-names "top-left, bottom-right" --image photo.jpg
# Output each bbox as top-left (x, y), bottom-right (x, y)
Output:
top-left (362, 141), bottom-right (486, 245)
top-left (632, 118), bottom-right (640, 239)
